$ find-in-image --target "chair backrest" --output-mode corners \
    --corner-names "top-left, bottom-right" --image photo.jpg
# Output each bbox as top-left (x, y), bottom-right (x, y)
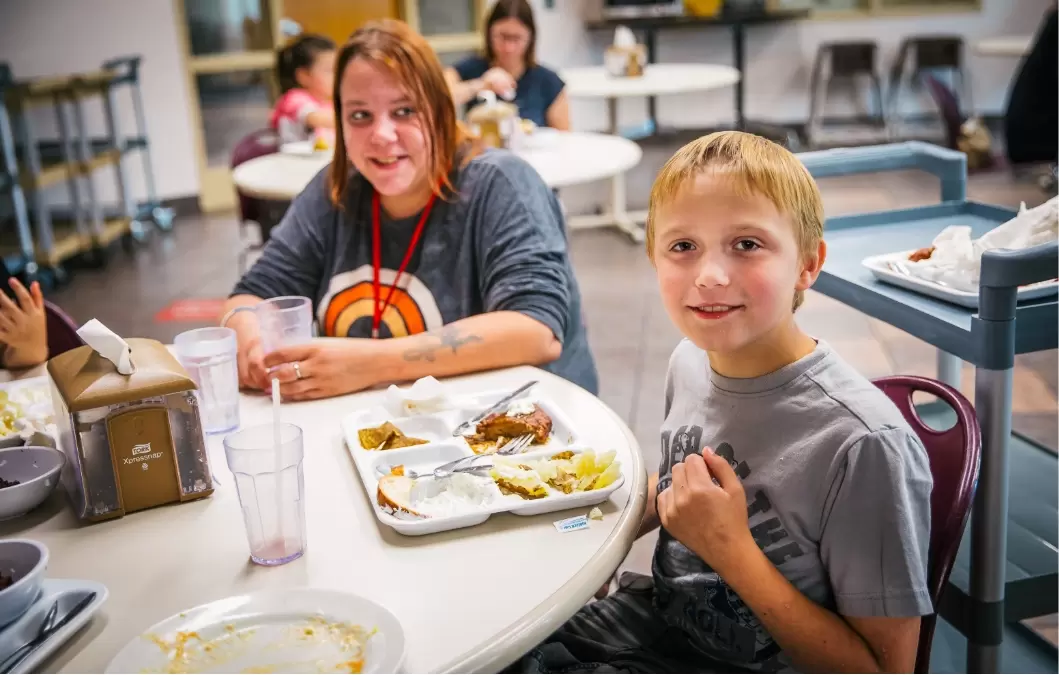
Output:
top-left (922, 73), bottom-right (963, 150)
top-left (872, 375), bottom-right (981, 674)
top-left (230, 128), bottom-right (281, 224)
top-left (44, 300), bottom-right (83, 359)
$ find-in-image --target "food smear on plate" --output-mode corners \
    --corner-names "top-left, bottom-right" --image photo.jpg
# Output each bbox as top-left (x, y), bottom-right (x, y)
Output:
top-left (377, 472), bottom-right (498, 518)
top-left (142, 615), bottom-right (375, 674)
top-left (357, 422), bottom-right (428, 451)
top-left (465, 401), bottom-right (553, 454)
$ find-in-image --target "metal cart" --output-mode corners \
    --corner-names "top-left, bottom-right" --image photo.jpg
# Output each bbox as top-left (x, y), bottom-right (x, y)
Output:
top-left (0, 59), bottom-right (165, 284)
top-left (799, 141), bottom-right (1058, 673)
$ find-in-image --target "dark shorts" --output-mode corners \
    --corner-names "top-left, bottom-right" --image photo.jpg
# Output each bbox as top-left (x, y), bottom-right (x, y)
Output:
top-left (505, 574), bottom-right (751, 674)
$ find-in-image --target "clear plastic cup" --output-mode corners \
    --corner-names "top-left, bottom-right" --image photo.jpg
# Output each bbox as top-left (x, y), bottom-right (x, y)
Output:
top-left (223, 423), bottom-right (306, 566)
top-left (174, 327), bottom-right (240, 434)
top-left (256, 296), bottom-right (313, 355)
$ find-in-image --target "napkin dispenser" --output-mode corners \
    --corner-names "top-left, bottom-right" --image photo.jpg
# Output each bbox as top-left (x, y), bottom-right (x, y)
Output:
top-left (46, 323), bottom-right (213, 523)
top-left (604, 26), bottom-right (646, 78)
top-left (467, 90), bottom-right (520, 149)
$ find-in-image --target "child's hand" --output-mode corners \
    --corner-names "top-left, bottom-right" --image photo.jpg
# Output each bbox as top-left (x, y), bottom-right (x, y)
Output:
top-left (0, 279), bottom-right (47, 369)
top-left (658, 448), bottom-right (755, 577)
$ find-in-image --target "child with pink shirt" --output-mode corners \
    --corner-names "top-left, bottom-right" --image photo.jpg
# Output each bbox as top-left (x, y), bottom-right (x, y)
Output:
top-left (270, 34), bottom-right (337, 145)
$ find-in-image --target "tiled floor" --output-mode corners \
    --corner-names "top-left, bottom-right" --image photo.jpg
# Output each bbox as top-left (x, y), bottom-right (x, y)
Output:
top-left (45, 159), bottom-right (1057, 671)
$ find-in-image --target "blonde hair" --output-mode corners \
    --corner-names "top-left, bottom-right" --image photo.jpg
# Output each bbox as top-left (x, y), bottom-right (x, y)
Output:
top-left (646, 131), bottom-right (824, 311)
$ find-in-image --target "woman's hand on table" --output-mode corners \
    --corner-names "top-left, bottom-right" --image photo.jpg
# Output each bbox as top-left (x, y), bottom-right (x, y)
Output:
top-left (0, 279), bottom-right (48, 369)
top-left (657, 449), bottom-right (755, 579)
top-left (229, 310), bottom-right (270, 391)
top-left (263, 339), bottom-right (383, 401)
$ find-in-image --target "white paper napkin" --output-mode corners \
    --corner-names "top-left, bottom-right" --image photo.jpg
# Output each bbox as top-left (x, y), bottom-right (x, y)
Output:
top-left (76, 319), bottom-right (136, 375)
top-left (384, 376), bottom-right (451, 417)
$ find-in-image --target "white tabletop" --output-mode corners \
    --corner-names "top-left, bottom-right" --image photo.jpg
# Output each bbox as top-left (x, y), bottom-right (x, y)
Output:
top-left (975, 35), bottom-right (1032, 57)
top-left (1, 364), bottom-right (647, 674)
top-left (560, 63), bottom-right (741, 99)
top-left (232, 131), bottom-right (643, 201)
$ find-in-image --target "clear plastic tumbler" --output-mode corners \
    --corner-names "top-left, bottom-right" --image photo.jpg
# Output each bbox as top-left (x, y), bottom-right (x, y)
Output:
top-left (223, 423), bottom-right (306, 566)
top-left (173, 327), bottom-right (240, 434)
top-left (256, 296), bottom-right (313, 354)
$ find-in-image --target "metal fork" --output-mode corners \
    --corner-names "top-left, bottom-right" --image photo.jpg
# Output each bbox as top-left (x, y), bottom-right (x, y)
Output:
top-left (497, 434), bottom-right (535, 456)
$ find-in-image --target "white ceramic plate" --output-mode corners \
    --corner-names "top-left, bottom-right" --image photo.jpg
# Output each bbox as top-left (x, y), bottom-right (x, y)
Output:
top-left (105, 588), bottom-right (404, 674)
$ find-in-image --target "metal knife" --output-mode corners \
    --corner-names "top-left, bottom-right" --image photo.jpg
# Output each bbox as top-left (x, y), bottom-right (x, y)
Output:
top-left (451, 380), bottom-right (538, 437)
top-left (0, 591), bottom-right (97, 674)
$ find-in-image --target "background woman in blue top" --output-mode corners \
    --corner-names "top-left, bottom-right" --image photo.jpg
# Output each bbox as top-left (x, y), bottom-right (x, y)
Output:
top-left (444, 0), bottom-right (570, 130)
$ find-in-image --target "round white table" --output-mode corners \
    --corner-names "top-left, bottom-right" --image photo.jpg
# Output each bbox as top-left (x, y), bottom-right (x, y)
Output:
top-left (232, 131), bottom-right (642, 201)
top-left (1, 364), bottom-right (647, 673)
top-left (560, 64), bottom-right (741, 134)
top-left (974, 35), bottom-right (1032, 58)
top-left (558, 64), bottom-right (741, 243)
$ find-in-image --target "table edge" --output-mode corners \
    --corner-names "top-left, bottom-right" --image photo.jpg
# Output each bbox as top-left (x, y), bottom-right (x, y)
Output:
top-left (437, 375), bottom-right (649, 674)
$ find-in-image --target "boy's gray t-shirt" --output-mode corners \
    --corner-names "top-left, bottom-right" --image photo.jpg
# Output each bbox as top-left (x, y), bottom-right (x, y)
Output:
top-left (232, 148), bottom-right (598, 394)
top-left (652, 339), bottom-right (933, 671)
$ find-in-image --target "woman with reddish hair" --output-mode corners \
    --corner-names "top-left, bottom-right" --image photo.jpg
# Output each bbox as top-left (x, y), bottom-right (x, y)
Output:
top-left (224, 19), bottom-right (597, 400)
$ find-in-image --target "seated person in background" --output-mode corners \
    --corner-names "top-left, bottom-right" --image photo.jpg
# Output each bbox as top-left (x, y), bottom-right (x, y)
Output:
top-left (0, 277), bottom-right (47, 369)
top-left (444, 0), bottom-right (570, 130)
top-left (224, 19), bottom-right (597, 401)
top-left (270, 33), bottom-right (337, 145)
top-left (510, 132), bottom-right (932, 673)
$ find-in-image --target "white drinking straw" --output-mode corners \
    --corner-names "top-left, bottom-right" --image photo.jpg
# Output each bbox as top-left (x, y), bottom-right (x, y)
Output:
top-left (271, 377), bottom-right (286, 555)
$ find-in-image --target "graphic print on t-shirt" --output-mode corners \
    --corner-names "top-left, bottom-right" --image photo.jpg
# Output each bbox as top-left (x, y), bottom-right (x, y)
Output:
top-left (317, 265), bottom-right (443, 338)
top-left (654, 425), bottom-right (808, 670)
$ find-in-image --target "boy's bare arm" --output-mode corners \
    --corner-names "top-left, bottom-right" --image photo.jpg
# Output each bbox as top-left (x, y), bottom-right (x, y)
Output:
top-left (660, 451), bottom-right (920, 673)
top-left (722, 543), bottom-right (920, 673)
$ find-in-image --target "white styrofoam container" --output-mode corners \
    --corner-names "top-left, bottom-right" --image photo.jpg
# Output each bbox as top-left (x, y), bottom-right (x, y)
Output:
top-left (341, 390), bottom-right (625, 536)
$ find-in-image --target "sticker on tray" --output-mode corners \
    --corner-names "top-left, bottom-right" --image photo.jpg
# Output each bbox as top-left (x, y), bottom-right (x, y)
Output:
top-left (554, 514), bottom-right (590, 533)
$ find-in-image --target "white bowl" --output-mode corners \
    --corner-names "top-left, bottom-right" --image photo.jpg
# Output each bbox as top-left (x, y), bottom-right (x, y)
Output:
top-left (0, 446), bottom-right (65, 520)
top-left (0, 539), bottom-right (48, 628)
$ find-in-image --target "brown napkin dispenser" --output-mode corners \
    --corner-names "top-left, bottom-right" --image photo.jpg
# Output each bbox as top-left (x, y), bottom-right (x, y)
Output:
top-left (47, 338), bottom-right (214, 522)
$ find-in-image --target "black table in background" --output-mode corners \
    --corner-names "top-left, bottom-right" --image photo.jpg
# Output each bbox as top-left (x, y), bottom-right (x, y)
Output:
top-left (584, 9), bottom-right (810, 135)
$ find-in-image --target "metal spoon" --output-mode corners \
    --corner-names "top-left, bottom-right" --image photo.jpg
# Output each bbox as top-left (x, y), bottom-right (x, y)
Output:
top-left (0, 600), bottom-right (59, 673)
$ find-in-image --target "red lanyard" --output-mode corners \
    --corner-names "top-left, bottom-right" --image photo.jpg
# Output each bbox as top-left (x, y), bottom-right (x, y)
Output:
top-left (371, 190), bottom-right (437, 338)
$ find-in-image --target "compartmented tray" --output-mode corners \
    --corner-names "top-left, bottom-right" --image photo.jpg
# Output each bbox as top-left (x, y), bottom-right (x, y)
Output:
top-left (862, 250), bottom-right (1058, 309)
top-left (341, 389), bottom-right (625, 536)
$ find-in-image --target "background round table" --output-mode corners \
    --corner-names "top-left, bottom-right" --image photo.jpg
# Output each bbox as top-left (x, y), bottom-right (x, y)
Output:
top-left (974, 35), bottom-right (1032, 57)
top-left (1, 364), bottom-right (647, 673)
top-left (561, 63), bottom-right (741, 101)
top-left (232, 131), bottom-right (642, 201)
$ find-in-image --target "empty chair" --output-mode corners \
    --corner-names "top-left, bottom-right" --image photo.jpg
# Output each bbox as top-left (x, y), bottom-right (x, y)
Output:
top-left (807, 41), bottom-right (888, 148)
top-left (873, 375), bottom-right (982, 673)
top-left (230, 128), bottom-right (281, 273)
top-left (887, 36), bottom-right (971, 138)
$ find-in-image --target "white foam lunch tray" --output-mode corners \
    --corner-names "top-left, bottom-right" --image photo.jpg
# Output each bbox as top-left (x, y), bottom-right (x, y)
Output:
top-left (862, 250), bottom-right (1059, 309)
top-left (341, 390), bottom-right (625, 536)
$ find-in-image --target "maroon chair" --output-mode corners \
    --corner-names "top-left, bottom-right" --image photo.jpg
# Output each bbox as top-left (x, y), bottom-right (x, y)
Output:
top-left (230, 129), bottom-right (281, 272)
top-left (873, 375), bottom-right (981, 673)
top-left (43, 300), bottom-right (83, 358)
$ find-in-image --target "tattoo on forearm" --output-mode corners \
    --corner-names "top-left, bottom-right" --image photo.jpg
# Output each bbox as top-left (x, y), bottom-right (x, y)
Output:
top-left (402, 325), bottom-right (484, 362)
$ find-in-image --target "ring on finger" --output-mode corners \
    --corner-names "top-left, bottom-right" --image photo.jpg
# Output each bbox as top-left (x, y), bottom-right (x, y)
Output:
top-left (293, 361), bottom-right (305, 380)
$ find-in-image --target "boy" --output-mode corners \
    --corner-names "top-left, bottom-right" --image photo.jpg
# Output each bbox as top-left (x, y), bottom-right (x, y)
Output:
top-left (513, 132), bottom-right (933, 673)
